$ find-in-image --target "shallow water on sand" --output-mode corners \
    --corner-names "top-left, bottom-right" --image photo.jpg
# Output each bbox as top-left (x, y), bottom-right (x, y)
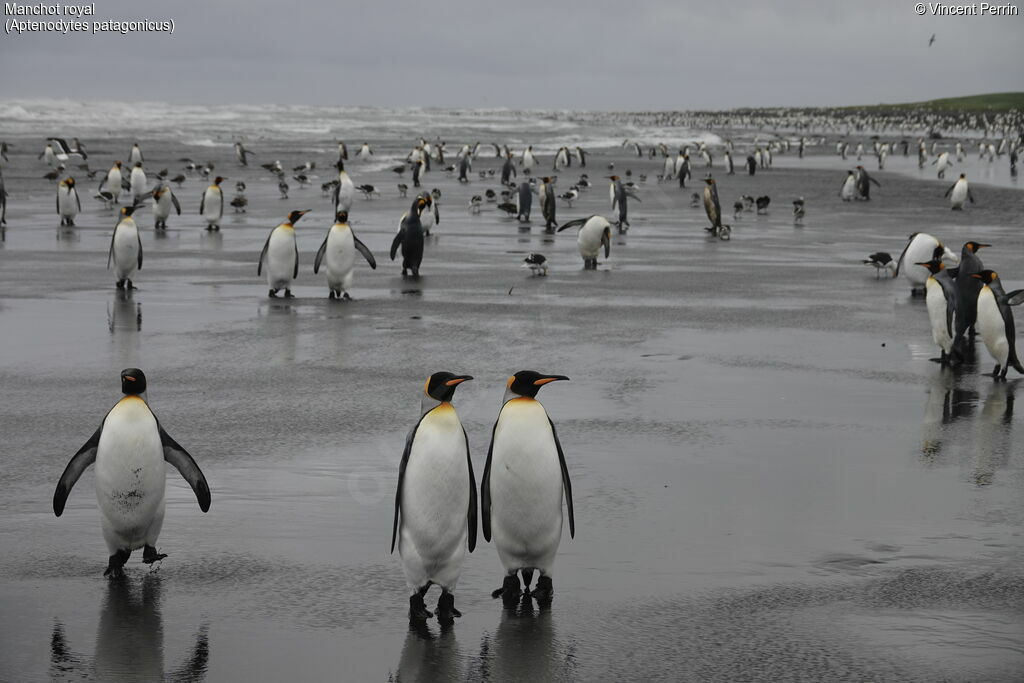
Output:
top-left (1, 126), bottom-right (1024, 681)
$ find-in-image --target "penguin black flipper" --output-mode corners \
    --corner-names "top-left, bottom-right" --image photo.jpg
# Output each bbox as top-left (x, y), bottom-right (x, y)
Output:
top-left (159, 425), bottom-right (211, 512)
top-left (171, 192), bottom-right (181, 215)
top-left (602, 230), bottom-right (611, 259)
top-left (54, 426), bottom-right (102, 516)
top-left (137, 233), bottom-right (143, 269)
top-left (556, 218), bottom-right (588, 233)
top-left (313, 234), bottom-right (329, 274)
top-left (293, 240), bottom-right (299, 279)
top-left (390, 228), bottom-right (404, 261)
top-left (391, 415), bottom-right (426, 553)
top-left (464, 427), bottom-right (478, 553)
top-left (257, 233), bottom-right (271, 276)
top-left (549, 418), bottom-right (575, 538)
top-left (217, 190), bottom-right (223, 217)
top-left (199, 192), bottom-right (205, 215)
top-left (55, 193), bottom-right (59, 215)
top-left (1004, 289), bottom-right (1024, 306)
top-left (944, 183), bottom-right (956, 198)
top-left (480, 419), bottom-right (498, 542)
top-left (352, 232), bottom-right (377, 269)
top-left (74, 189), bottom-right (81, 213)
top-left (625, 189), bottom-right (641, 202)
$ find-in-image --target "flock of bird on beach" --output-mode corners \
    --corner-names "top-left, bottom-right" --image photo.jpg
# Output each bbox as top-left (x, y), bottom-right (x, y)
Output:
top-left (5, 105), bottom-right (1024, 621)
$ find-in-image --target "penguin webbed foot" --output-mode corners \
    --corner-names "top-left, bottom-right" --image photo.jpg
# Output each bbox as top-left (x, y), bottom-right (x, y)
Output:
top-left (531, 575), bottom-right (554, 605)
top-left (142, 545), bottom-right (167, 565)
top-left (268, 289), bottom-right (277, 298)
top-left (435, 592), bottom-right (462, 624)
top-left (284, 289), bottom-right (294, 298)
top-left (409, 593), bottom-right (433, 621)
top-left (492, 574), bottom-right (522, 606)
top-left (104, 549), bottom-right (131, 579)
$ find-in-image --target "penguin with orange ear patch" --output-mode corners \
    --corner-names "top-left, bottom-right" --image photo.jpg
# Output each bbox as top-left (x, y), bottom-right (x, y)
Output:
top-left (972, 270), bottom-right (1024, 379)
top-left (392, 372), bottom-right (476, 623)
top-left (482, 371), bottom-right (574, 607)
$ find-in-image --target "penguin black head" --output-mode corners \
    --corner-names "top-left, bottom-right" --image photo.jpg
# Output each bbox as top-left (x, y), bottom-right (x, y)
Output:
top-left (213, 176), bottom-right (225, 185)
top-left (335, 210), bottom-right (348, 223)
top-left (66, 177), bottom-right (75, 187)
top-left (506, 370), bottom-right (569, 399)
top-left (121, 368), bottom-right (147, 395)
top-left (287, 210), bottom-right (309, 225)
top-left (971, 269), bottom-right (998, 284)
top-left (963, 241), bottom-right (990, 253)
top-left (959, 173), bottom-right (966, 179)
top-left (115, 161), bottom-right (122, 168)
top-left (424, 372), bottom-right (473, 402)
top-left (704, 177), bottom-right (715, 185)
top-left (134, 162), bottom-right (143, 168)
top-left (121, 205), bottom-right (137, 217)
top-left (915, 259), bottom-right (945, 274)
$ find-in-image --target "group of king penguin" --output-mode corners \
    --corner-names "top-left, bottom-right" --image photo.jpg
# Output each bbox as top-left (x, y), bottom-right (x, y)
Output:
top-left (53, 368), bottom-right (575, 624)
top-left (895, 234), bottom-right (1024, 379)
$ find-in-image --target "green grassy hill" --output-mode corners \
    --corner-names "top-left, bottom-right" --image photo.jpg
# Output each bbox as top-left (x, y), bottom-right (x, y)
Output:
top-left (846, 92), bottom-right (1024, 113)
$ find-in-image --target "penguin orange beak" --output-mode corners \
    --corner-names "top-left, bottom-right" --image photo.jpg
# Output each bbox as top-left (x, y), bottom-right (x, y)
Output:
top-left (445, 375), bottom-right (473, 386)
top-left (534, 375), bottom-right (569, 386)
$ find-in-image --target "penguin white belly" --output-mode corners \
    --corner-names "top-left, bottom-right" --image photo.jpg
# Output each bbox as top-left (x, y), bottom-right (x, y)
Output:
top-left (154, 194), bottom-right (171, 222)
top-left (337, 176), bottom-right (354, 211)
top-left (108, 171), bottom-right (122, 200)
top-left (266, 228), bottom-right (296, 289)
top-left (58, 188), bottom-right (78, 219)
top-left (608, 184), bottom-right (616, 208)
top-left (399, 404), bottom-right (470, 590)
top-left (202, 189), bottom-right (222, 224)
top-left (840, 177), bottom-right (855, 200)
top-left (325, 227), bottom-right (356, 292)
top-left (131, 169), bottom-right (147, 200)
top-left (663, 156), bottom-right (674, 177)
top-left (577, 218), bottom-right (606, 260)
top-left (977, 288), bottom-right (1009, 367)
top-left (94, 397), bottom-right (166, 552)
top-left (925, 278), bottom-right (953, 354)
top-left (113, 222), bottom-right (139, 281)
top-left (901, 235), bottom-right (940, 287)
top-left (490, 399), bottom-right (564, 573)
top-left (950, 183), bottom-right (968, 208)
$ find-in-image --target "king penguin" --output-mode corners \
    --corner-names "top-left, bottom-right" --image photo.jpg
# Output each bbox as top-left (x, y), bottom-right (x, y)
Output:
top-left (128, 143), bottom-right (144, 166)
top-left (944, 173), bottom-right (975, 210)
top-left (953, 241), bottom-right (990, 355)
top-left (333, 161), bottom-right (355, 213)
top-left (895, 232), bottom-right (959, 295)
top-left (102, 161), bottom-right (124, 205)
top-left (391, 196), bottom-right (427, 277)
top-left (516, 181), bottom-right (532, 222)
top-left (108, 205), bottom-right (142, 289)
top-left (972, 270), bottom-right (1024, 379)
top-left (152, 185), bottom-right (181, 230)
top-left (482, 371), bottom-right (574, 606)
top-left (702, 177), bottom-right (729, 238)
top-left (539, 177), bottom-right (557, 231)
top-left (313, 210), bottom-right (377, 300)
top-left (258, 210), bottom-right (308, 298)
top-left (130, 162), bottom-right (148, 204)
top-left (609, 175), bottom-right (639, 232)
top-left (53, 368), bottom-right (211, 578)
top-left (200, 176), bottom-right (225, 231)
top-left (917, 259), bottom-right (958, 365)
top-left (57, 176), bottom-right (81, 227)
top-left (391, 372), bottom-right (477, 622)
top-left (557, 215), bottom-right (611, 269)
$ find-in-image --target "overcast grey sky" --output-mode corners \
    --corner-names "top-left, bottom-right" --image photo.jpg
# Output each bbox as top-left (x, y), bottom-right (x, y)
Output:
top-left (1, 0), bottom-right (1021, 109)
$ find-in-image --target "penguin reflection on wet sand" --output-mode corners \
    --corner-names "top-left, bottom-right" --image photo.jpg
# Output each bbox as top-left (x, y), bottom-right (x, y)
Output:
top-left (50, 576), bottom-right (210, 681)
top-left (258, 210), bottom-right (309, 298)
top-left (482, 371), bottom-right (574, 608)
top-left (392, 373), bottom-right (476, 623)
top-left (972, 270), bottom-right (1024, 379)
top-left (53, 369), bottom-right (211, 578)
